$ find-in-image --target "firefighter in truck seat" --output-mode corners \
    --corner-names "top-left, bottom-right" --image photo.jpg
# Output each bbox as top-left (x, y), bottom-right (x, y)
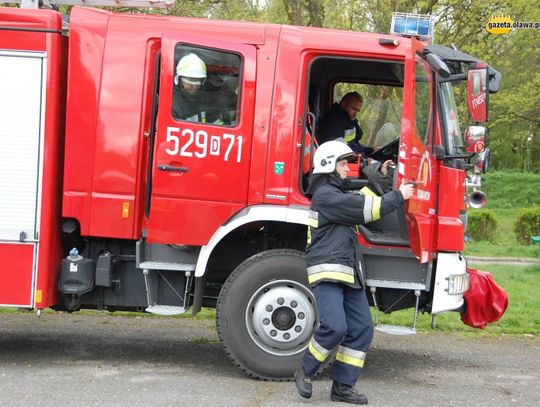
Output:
top-left (172, 52), bottom-right (237, 125)
top-left (172, 52), bottom-right (210, 123)
top-left (294, 140), bottom-right (415, 404)
top-left (316, 92), bottom-right (373, 157)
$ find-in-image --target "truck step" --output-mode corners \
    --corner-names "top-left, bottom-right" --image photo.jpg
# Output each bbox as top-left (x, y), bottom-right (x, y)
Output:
top-left (138, 261), bottom-right (195, 271)
top-left (370, 287), bottom-right (421, 336)
top-left (146, 304), bottom-right (187, 316)
top-left (375, 324), bottom-right (416, 335)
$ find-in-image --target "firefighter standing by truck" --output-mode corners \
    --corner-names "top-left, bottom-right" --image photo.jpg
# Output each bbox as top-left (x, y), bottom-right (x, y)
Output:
top-left (294, 141), bottom-right (416, 404)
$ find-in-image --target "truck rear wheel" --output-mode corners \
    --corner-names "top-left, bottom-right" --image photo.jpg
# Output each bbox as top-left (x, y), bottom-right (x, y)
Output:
top-left (216, 249), bottom-right (317, 380)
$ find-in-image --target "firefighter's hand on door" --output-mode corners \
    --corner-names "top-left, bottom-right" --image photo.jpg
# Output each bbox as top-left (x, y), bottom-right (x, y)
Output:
top-left (380, 159), bottom-right (395, 176)
top-left (398, 180), bottom-right (416, 200)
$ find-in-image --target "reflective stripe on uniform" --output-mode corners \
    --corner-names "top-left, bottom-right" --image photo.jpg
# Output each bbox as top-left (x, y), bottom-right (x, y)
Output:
top-left (307, 264), bottom-right (355, 285)
top-left (308, 210), bottom-right (319, 228)
top-left (344, 128), bottom-right (356, 143)
top-left (363, 195), bottom-right (382, 223)
top-left (308, 337), bottom-right (332, 362)
top-left (335, 345), bottom-right (366, 368)
top-left (360, 186), bottom-right (376, 196)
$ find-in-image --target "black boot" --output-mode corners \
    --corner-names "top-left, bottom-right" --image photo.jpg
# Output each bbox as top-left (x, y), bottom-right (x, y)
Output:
top-left (330, 381), bottom-right (368, 405)
top-left (294, 368), bottom-right (312, 399)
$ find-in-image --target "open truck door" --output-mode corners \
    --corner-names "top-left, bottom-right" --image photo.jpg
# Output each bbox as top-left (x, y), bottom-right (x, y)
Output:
top-left (397, 38), bottom-right (438, 264)
top-left (147, 33), bottom-right (256, 245)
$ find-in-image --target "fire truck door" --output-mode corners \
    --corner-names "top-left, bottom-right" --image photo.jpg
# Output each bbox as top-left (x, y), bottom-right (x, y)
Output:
top-left (147, 34), bottom-right (256, 245)
top-left (0, 52), bottom-right (46, 306)
top-left (397, 40), bottom-right (438, 264)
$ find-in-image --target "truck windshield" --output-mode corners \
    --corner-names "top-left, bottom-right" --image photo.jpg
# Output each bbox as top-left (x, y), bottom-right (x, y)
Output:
top-left (439, 81), bottom-right (464, 155)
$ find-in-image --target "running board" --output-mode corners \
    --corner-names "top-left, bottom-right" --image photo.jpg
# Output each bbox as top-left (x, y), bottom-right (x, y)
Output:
top-left (138, 261), bottom-right (195, 271)
top-left (136, 240), bottom-right (199, 271)
top-left (375, 324), bottom-right (416, 335)
top-left (142, 268), bottom-right (193, 316)
top-left (146, 304), bottom-right (187, 316)
top-left (370, 287), bottom-right (421, 336)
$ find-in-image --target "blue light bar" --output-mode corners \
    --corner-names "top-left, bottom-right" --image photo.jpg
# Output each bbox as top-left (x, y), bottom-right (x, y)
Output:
top-left (391, 12), bottom-right (434, 42)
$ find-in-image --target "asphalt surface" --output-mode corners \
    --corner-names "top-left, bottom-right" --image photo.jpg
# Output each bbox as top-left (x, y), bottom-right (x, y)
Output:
top-left (468, 256), bottom-right (539, 266)
top-left (0, 312), bottom-right (539, 406)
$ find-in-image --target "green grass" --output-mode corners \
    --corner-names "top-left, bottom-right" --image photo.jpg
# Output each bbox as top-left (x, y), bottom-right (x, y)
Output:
top-left (376, 264), bottom-right (540, 336)
top-left (479, 171), bottom-right (540, 209)
top-left (463, 171), bottom-right (540, 258)
top-left (2, 265), bottom-right (537, 338)
top-left (0, 306), bottom-right (217, 320)
top-left (464, 208), bottom-right (539, 257)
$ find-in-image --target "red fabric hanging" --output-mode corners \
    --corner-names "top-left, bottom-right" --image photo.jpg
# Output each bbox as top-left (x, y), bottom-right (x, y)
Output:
top-left (460, 268), bottom-right (509, 329)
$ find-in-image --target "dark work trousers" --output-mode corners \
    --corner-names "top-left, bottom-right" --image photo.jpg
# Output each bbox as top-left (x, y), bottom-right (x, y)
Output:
top-left (302, 282), bottom-right (374, 386)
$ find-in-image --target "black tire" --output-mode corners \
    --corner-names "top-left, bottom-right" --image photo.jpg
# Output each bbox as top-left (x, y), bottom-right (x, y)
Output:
top-left (216, 249), bottom-right (317, 381)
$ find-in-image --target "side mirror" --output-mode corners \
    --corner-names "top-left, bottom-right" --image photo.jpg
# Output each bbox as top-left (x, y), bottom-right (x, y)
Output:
top-left (467, 65), bottom-right (489, 122)
top-left (425, 53), bottom-right (451, 79)
top-left (474, 148), bottom-right (491, 174)
top-left (464, 125), bottom-right (487, 154)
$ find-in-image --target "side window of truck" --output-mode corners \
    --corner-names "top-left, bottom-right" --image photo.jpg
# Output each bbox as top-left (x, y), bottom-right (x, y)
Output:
top-left (415, 58), bottom-right (432, 146)
top-left (172, 44), bottom-right (241, 126)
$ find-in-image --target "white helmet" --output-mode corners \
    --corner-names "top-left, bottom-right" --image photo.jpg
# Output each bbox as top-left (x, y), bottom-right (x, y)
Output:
top-left (313, 140), bottom-right (356, 174)
top-left (174, 53), bottom-right (207, 85)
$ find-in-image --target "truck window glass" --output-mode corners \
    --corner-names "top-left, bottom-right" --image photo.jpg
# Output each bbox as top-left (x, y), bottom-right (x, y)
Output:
top-left (439, 81), bottom-right (464, 154)
top-left (415, 58), bottom-right (431, 146)
top-left (172, 44), bottom-right (241, 126)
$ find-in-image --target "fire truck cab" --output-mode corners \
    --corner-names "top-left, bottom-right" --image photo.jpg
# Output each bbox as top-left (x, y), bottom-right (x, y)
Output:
top-left (0, 3), bottom-right (500, 380)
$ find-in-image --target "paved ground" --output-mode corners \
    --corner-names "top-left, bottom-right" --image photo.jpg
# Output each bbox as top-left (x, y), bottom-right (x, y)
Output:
top-left (0, 312), bottom-right (539, 406)
top-left (468, 256), bottom-right (539, 266)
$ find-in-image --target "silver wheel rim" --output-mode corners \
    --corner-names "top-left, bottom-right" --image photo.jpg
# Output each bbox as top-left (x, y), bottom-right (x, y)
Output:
top-left (245, 279), bottom-right (317, 356)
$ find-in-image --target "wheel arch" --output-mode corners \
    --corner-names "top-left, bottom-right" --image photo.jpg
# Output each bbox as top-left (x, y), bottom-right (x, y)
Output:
top-left (194, 205), bottom-right (310, 278)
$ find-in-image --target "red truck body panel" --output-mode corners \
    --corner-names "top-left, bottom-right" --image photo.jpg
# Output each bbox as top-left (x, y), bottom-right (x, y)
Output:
top-left (0, 6), bottom-right (498, 379)
top-left (0, 5), bottom-right (472, 311)
top-left (0, 7), bottom-right (67, 308)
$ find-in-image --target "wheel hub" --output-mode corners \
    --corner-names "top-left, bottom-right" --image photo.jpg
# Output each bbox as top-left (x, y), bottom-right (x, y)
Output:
top-left (272, 306), bottom-right (295, 330)
top-left (246, 280), bottom-right (316, 356)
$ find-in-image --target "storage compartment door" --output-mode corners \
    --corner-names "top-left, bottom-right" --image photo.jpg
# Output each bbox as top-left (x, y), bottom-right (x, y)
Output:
top-left (0, 52), bottom-right (45, 242)
top-left (0, 51), bottom-right (46, 307)
top-left (0, 243), bottom-right (36, 307)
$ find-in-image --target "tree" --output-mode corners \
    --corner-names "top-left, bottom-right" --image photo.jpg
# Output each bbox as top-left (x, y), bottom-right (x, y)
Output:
top-left (155, 0), bottom-right (539, 172)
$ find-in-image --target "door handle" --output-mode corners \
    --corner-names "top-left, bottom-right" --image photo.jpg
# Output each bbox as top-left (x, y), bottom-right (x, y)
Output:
top-left (157, 164), bottom-right (189, 172)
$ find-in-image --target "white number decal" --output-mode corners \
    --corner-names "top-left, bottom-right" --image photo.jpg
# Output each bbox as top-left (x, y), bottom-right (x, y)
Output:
top-left (223, 134), bottom-right (243, 162)
top-left (165, 126), bottom-right (242, 163)
top-left (195, 131), bottom-right (208, 158)
top-left (180, 128), bottom-right (194, 157)
top-left (236, 135), bottom-right (243, 163)
top-left (223, 134), bottom-right (235, 162)
top-left (165, 127), bottom-right (180, 155)
top-left (210, 136), bottom-right (221, 156)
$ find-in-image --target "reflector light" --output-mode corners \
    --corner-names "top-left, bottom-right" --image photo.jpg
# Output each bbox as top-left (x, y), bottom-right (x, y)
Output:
top-left (391, 12), bottom-right (435, 43)
top-left (446, 273), bottom-right (470, 295)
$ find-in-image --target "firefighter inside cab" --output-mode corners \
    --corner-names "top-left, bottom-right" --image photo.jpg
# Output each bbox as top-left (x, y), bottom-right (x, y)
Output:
top-left (172, 51), bottom-right (239, 125)
top-left (172, 53), bottom-right (208, 122)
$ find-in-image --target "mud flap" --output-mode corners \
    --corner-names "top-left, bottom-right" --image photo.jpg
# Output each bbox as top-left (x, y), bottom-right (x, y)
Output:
top-left (432, 253), bottom-right (470, 314)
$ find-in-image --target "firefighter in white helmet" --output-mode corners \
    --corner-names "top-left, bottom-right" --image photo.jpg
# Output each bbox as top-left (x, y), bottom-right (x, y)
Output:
top-left (172, 53), bottom-right (209, 122)
top-left (294, 140), bottom-right (415, 404)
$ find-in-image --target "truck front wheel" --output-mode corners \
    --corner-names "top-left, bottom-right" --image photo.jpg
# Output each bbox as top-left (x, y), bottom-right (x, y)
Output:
top-left (216, 249), bottom-right (317, 380)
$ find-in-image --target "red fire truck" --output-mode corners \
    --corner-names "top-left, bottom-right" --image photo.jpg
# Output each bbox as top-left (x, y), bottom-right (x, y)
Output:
top-left (0, 2), bottom-right (500, 380)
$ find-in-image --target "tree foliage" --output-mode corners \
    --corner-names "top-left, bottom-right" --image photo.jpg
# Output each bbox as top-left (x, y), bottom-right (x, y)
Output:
top-left (147, 0), bottom-right (539, 172)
